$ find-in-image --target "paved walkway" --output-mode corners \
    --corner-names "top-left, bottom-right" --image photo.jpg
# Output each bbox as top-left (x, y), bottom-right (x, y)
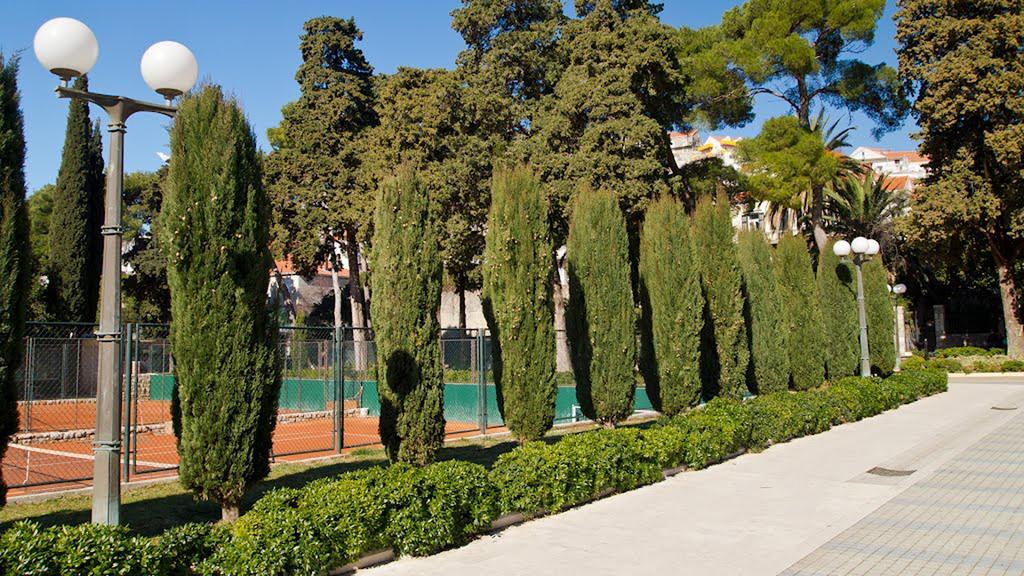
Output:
top-left (782, 408), bottom-right (1024, 575)
top-left (366, 382), bottom-right (1024, 576)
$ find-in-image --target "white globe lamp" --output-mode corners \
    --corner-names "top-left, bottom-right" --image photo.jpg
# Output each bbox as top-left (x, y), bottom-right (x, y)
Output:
top-left (851, 236), bottom-right (869, 254)
top-left (832, 240), bottom-right (851, 257)
top-left (866, 239), bottom-right (880, 256)
top-left (33, 17), bottom-right (99, 81)
top-left (140, 41), bottom-right (198, 100)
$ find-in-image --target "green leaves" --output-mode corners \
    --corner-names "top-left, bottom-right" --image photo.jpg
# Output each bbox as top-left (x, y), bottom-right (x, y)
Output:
top-left (774, 234), bottom-right (826, 390)
top-left (162, 86), bottom-right (280, 516)
top-left (863, 258), bottom-right (895, 374)
top-left (371, 167), bottom-right (444, 465)
top-left (817, 240), bottom-right (860, 379)
top-left (565, 188), bottom-right (637, 425)
top-left (482, 167), bottom-right (557, 441)
top-left (737, 230), bottom-right (790, 394)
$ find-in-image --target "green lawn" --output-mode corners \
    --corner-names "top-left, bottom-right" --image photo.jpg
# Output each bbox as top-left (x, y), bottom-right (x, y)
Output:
top-left (1, 420), bottom-right (644, 536)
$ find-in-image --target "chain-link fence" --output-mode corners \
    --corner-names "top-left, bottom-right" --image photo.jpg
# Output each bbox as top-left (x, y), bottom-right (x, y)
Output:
top-left (4, 322), bottom-right (652, 493)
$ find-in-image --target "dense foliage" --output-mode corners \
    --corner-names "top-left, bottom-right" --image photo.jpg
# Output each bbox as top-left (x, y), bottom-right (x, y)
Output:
top-left (737, 230), bottom-right (789, 394)
top-left (46, 75), bottom-right (104, 322)
top-left (895, 0), bottom-right (1024, 357)
top-left (0, 369), bottom-right (948, 575)
top-left (160, 86), bottom-right (281, 521)
top-left (566, 189), bottom-right (637, 425)
top-left (0, 55), bottom-right (30, 506)
top-left (482, 168), bottom-right (557, 442)
top-left (371, 168), bottom-right (445, 464)
top-left (863, 258), bottom-right (895, 374)
top-left (693, 196), bottom-right (748, 398)
top-left (774, 235), bottom-right (825, 390)
top-left (817, 240), bottom-right (860, 379)
top-left (639, 197), bottom-right (704, 415)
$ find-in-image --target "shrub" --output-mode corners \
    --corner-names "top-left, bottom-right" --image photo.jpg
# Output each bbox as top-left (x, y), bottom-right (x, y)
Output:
top-left (638, 197), bottom-right (703, 414)
top-left (0, 521), bottom-right (156, 576)
top-left (902, 355), bottom-right (926, 370)
top-left (774, 235), bottom-right (825, 390)
top-left (668, 398), bottom-right (750, 469)
top-left (639, 424), bottom-right (691, 469)
top-left (0, 54), bottom-right (31, 507)
top-left (1002, 360), bottom-right (1024, 372)
top-left (161, 86), bottom-right (281, 520)
top-left (153, 523), bottom-right (228, 576)
top-left (693, 196), bottom-right (749, 398)
top-left (862, 259), bottom-right (895, 374)
top-left (566, 189), bottom-right (637, 425)
top-left (817, 240), bottom-right (860, 379)
top-left (924, 358), bottom-right (963, 373)
top-left (737, 230), bottom-right (789, 394)
top-left (371, 167), bottom-right (444, 465)
top-left (935, 346), bottom-right (1002, 358)
top-left (490, 427), bottom-right (660, 515)
top-left (482, 167), bottom-right (557, 441)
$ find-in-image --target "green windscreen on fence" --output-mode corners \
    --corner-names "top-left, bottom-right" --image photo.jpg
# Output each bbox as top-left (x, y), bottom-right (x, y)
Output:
top-left (146, 375), bottom-right (654, 424)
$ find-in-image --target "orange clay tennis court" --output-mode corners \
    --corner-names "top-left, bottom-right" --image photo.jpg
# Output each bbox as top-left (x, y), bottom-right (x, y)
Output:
top-left (3, 409), bottom-right (504, 497)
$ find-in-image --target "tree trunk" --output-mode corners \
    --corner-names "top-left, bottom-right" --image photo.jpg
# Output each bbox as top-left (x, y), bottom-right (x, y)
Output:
top-left (272, 267), bottom-right (297, 324)
top-left (329, 249), bottom-right (343, 329)
top-left (457, 285), bottom-right (467, 331)
top-left (221, 502), bottom-right (240, 523)
top-left (810, 182), bottom-right (828, 252)
top-left (997, 261), bottom-right (1024, 359)
top-left (345, 231), bottom-right (369, 371)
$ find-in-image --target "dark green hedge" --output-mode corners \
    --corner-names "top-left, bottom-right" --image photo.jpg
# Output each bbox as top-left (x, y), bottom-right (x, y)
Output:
top-left (1, 370), bottom-right (948, 576)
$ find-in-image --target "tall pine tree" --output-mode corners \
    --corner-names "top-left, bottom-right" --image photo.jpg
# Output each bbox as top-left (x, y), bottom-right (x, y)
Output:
top-left (638, 197), bottom-right (703, 415)
top-left (737, 230), bottom-right (789, 394)
top-left (0, 55), bottom-right (31, 507)
top-left (566, 188), bottom-right (636, 426)
top-left (817, 240), bottom-right (859, 379)
top-left (48, 75), bottom-right (103, 322)
top-left (863, 258), bottom-right (895, 374)
top-left (482, 167), bottom-right (556, 442)
top-left (371, 167), bottom-right (444, 464)
top-left (161, 86), bottom-right (280, 521)
top-left (774, 235), bottom-right (825, 390)
top-left (693, 195), bottom-right (748, 399)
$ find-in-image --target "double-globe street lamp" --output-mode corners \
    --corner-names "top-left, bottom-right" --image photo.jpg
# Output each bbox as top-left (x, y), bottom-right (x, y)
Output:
top-left (833, 237), bottom-right (880, 377)
top-left (33, 17), bottom-right (197, 525)
top-left (889, 283), bottom-right (907, 372)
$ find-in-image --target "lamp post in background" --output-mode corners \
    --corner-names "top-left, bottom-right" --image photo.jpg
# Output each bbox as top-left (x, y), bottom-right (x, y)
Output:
top-left (834, 236), bottom-right (880, 377)
top-left (890, 283), bottom-right (907, 371)
top-left (34, 17), bottom-right (197, 525)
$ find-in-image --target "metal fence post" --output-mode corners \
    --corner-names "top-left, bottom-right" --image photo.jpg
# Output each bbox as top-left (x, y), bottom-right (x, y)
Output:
top-left (122, 323), bottom-right (134, 483)
top-left (477, 332), bottom-right (487, 434)
top-left (333, 326), bottom-right (344, 453)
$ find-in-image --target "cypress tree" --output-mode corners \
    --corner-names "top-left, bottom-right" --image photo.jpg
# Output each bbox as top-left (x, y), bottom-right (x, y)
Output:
top-left (638, 197), bottom-right (703, 415)
top-left (692, 195), bottom-right (748, 399)
top-left (48, 75), bottom-right (103, 322)
top-left (160, 86), bottom-right (280, 521)
top-left (817, 240), bottom-right (859, 379)
top-left (566, 188), bottom-right (636, 426)
top-left (774, 235), bottom-right (826, 390)
top-left (0, 55), bottom-right (31, 507)
top-left (863, 258), bottom-right (896, 374)
top-left (482, 167), bottom-right (556, 442)
top-left (371, 167), bottom-right (444, 464)
top-left (736, 230), bottom-right (789, 394)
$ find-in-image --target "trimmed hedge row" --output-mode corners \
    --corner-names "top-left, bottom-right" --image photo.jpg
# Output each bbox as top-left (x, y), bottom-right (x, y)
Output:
top-left (1, 370), bottom-right (948, 576)
top-left (933, 346), bottom-right (1004, 358)
top-left (903, 355), bottom-right (1024, 373)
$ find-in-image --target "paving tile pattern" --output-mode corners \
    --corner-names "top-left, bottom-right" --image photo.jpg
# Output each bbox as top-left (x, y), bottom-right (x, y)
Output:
top-left (781, 411), bottom-right (1024, 575)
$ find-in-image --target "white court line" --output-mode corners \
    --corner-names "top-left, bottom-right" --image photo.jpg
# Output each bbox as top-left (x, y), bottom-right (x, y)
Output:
top-left (8, 443), bottom-right (171, 469)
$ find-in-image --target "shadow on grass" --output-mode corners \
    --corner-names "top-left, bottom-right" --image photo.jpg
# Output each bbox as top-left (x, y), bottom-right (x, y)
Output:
top-left (3, 418), bottom-right (658, 537)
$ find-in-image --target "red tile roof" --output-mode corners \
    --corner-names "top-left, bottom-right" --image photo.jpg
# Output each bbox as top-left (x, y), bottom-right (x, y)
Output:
top-left (274, 256), bottom-right (345, 278)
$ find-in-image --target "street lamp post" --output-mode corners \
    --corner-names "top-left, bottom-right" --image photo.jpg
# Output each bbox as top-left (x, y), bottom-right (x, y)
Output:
top-left (34, 17), bottom-right (197, 525)
top-left (833, 237), bottom-right (880, 377)
top-left (890, 283), bottom-right (907, 372)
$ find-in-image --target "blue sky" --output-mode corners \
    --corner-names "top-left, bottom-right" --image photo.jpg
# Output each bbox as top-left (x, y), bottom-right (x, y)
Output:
top-left (1, 0), bottom-right (916, 193)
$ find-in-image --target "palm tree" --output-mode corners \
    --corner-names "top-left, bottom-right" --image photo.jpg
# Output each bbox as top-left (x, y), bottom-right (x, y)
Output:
top-left (825, 171), bottom-right (908, 240)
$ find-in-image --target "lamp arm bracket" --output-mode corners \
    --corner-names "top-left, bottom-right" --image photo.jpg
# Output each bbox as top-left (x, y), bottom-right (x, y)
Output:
top-left (55, 85), bottom-right (177, 120)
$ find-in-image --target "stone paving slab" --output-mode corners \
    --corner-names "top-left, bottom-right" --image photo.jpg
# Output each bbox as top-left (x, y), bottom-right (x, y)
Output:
top-left (780, 410), bottom-right (1024, 576)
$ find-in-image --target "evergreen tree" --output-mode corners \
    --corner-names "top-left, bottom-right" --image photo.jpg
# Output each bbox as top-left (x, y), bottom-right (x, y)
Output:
top-left (481, 167), bottom-right (556, 442)
top-left (817, 240), bottom-right (859, 379)
top-left (774, 235), bottom-right (825, 390)
top-left (48, 75), bottom-right (103, 322)
top-left (0, 55), bottom-right (31, 507)
top-left (863, 258), bottom-right (895, 374)
top-left (736, 230), bottom-right (789, 394)
top-left (371, 167), bottom-right (444, 464)
top-left (638, 197), bottom-right (703, 415)
top-left (566, 189), bottom-right (636, 426)
top-left (160, 86), bottom-right (280, 521)
top-left (692, 195), bottom-right (748, 399)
